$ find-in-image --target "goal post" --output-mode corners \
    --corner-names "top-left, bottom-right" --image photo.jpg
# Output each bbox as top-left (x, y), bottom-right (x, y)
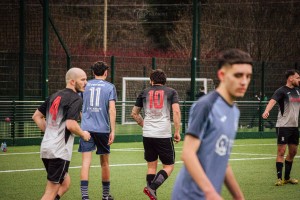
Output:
top-left (121, 77), bottom-right (214, 124)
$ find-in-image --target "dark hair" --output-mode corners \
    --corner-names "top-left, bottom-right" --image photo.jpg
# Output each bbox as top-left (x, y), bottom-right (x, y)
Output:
top-left (285, 69), bottom-right (300, 80)
top-left (217, 49), bottom-right (253, 69)
top-left (150, 69), bottom-right (167, 85)
top-left (91, 61), bottom-right (109, 76)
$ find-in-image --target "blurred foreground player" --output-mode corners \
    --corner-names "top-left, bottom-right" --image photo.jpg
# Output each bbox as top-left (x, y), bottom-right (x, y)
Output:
top-left (172, 49), bottom-right (253, 200)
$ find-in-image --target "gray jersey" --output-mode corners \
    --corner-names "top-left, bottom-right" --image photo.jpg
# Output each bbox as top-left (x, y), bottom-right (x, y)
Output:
top-left (135, 85), bottom-right (179, 138)
top-left (271, 86), bottom-right (300, 127)
top-left (38, 88), bottom-right (82, 161)
top-left (172, 91), bottom-right (240, 200)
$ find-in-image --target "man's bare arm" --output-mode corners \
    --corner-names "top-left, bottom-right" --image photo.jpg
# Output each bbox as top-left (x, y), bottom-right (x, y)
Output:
top-left (131, 106), bottom-right (144, 127)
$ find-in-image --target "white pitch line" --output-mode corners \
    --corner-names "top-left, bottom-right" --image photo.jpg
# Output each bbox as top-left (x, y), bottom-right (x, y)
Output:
top-left (3, 154), bottom-right (300, 173)
top-left (231, 152), bottom-right (275, 156)
top-left (3, 155), bottom-right (300, 174)
top-left (0, 143), bottom-right (276, 156)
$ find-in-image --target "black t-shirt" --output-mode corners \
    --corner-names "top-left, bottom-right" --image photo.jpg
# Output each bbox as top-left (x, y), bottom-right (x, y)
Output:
top-left (271, 86), bottom-right (300, 127)
top-left (38, 88), bottom-right (82, 160)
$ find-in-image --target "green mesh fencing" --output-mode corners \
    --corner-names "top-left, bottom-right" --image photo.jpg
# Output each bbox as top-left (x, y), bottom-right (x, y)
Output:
top-left (1, 1), bottom-right (299, 100)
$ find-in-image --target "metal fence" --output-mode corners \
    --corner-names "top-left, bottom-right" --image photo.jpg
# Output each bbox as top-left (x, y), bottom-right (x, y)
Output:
top-left (1, 1), bottom-right (299, 101)
top-left (0, 100), bottom-right (279, 141)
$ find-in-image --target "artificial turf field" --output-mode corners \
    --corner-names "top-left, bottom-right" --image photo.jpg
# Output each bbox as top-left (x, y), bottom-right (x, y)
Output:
top-left (1, 138), bottom-right (300, 200)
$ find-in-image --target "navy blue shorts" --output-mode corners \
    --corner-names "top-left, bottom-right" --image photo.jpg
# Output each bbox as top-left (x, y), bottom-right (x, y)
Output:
top-left (42, 158), bottom-right (70, 184)
top-left (78, 132), bottom-right (110, 154)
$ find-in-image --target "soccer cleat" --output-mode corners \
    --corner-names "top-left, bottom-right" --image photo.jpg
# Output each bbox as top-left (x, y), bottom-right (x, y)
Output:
top-left (283, 178), bottom-right (298, 185)
top-left (143, 186), bottom-right (157, 200)
top-left (275, 179), bottom-right (284, 186)
top-left (102, 194), bottom-right (114, 200)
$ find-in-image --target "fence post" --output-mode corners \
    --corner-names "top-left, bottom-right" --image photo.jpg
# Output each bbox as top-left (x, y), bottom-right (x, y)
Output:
top-left (182, 101), bottom-right (186, 135)
top-left (111, 55), bottom-right (115, 84)
top-left (190, 0), bottom-right (198, 101)
top-left (19, 0), bottom-right (25, 101)
top-left (11, 101), bottom-right (16, 145)
top-left (42, 0), bottom-right (49, 100)
top-left (258, 61), bottom-right (265, 132)
top-left (152, 57), bottom-right (156, 70)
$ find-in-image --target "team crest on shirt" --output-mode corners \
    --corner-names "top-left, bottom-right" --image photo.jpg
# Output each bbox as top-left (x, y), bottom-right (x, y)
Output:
top-left (215, 134), bottom-right (234, 156)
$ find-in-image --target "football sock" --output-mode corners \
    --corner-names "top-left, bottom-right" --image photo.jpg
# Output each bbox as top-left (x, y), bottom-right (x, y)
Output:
top-left (54, 194), bottom-right (60, 200)
top-left (284, 160), bottom-right (293, 180)
top-left (102, 181), bottom-right (110, 198)
top-left (276, 162), bottom-right (283, 179)
top-left (150, 170), bottom-right (168, 190)
top-left (146, 174), bottom-right (156, 187)
top-left (80, 180), bottom-right (89, 200)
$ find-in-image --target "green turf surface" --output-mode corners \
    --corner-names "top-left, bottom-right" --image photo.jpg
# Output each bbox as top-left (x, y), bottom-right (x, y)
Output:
top-left (1, 138), bottom-right (300, 199)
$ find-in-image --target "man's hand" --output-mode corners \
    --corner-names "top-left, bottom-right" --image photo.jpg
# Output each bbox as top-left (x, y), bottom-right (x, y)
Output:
top-left (262, 111), bottom-right (269, 119)
top-left (174, 132), bottom-right (181, 144)
top-left (108, 132), bottom-right (115, 145)
top-left (82, 131), bottom-right (91, 141)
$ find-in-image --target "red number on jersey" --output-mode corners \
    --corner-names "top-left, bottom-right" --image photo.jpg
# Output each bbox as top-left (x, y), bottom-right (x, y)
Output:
top-left (49, 96), bottom-right (61, 120)
top-left (148, 90), bottom-right (164, 109)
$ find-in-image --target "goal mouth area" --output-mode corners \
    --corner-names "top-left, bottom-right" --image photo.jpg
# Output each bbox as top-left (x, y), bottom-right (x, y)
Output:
top-left (121, 77), bottom-right (214, 125)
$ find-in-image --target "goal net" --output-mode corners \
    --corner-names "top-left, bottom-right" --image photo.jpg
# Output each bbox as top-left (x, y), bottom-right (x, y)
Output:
top-left (121, 77), bottom-right (215, 124)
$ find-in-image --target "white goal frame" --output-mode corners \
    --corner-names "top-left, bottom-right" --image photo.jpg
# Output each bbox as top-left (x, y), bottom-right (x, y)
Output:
top-left (121, 77), bottom-right (211, 124)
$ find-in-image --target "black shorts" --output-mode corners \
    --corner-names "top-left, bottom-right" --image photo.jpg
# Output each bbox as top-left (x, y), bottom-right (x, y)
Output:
top-left (276, 127), bottom-right (299, 145)
top-left (78, 132), bottom-right (110, 155)
top-left (143, 137), bottom-right (175, 165)
top-left (42, 158), bottom-right (70, 184)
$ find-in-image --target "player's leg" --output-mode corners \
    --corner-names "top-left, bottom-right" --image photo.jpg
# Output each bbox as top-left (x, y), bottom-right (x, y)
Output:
top-left (79, 134), bottom-right (96, 200)
top-left (144, 160), bottom-right (158, 200)
top-left (284, 144), bottom-right (298, 184)
top-left (41, 181), bottom-right (60, 200)
top-left (149, 138), bottom-right (175, 191)
top-left (284, 128), bottom-right (299, 184)
top-left (275, 127), bottom-right (287, 186)
top-left (56, 173), bottom-right (71, 199)
top-left (94, 133), bottom-right (113, 200)
top-left (41, 158), bottom-right (70, 200)
top-left (143, 137), bottom-right (158, 200)
top-left (80, 152), bottom-right (92, 200)
top-left (100, 154), bottom-right (113, 200)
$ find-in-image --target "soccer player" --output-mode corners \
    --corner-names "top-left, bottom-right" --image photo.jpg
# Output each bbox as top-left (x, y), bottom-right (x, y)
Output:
top-left (32, 67), bottom-right (91, 200)
top-left (262, 69), bottom-right (300, 186)
top-left (79, 61), bottom-right (117, 200)
top-left (131, 69), bottom-right (181, 200)
top-left (172, 49), bottom-right (253, 200)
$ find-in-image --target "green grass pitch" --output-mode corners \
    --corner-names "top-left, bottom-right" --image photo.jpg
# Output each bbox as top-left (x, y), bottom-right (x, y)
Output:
top-left (1, 138), bottom-right (300, 199)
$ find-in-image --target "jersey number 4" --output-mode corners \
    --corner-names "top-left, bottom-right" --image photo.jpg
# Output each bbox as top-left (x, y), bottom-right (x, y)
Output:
top-left (148, 90), bottom-right (164, 109)
top-left (49, 96), bottom-right (61, 121)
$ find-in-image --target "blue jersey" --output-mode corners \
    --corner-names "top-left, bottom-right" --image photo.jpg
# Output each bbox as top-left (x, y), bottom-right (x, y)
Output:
top-left (172, 91), bottom-right (240, 200)
top-left (81, 79), bottom-right (117, 133)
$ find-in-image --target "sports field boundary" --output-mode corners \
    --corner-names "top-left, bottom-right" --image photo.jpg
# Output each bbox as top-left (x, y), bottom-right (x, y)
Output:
top-left (0, 131), bottom-right (277, 146)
